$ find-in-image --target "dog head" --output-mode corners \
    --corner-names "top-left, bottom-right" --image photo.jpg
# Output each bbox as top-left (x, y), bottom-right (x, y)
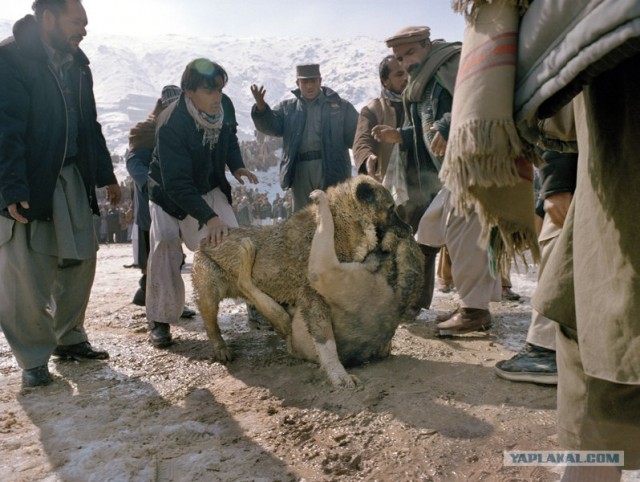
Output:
top-left (352, 176), bottom-right (413, 240)
top-left (325, 175), bottom-right (412, 262)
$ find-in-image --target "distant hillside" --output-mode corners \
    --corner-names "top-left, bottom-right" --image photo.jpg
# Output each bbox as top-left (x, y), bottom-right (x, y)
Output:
top-left (1, 20), bottom-right (389, 154)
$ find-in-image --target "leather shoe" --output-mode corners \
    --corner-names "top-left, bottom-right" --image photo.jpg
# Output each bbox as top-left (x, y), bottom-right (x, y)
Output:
top-left (181, 307), bottom-right (196, 318)
top-left (149, 321), bottom-right (172, 348)
top-left (53, 341), bottom-right (109, 361)
top-left (436, 308), bottom-right (492, 336)
top-left (22, 365), bottom-right (53, 388)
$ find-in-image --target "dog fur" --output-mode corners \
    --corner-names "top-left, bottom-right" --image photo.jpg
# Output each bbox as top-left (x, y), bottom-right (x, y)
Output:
top-left (191, 175), bottom-right (425, 387)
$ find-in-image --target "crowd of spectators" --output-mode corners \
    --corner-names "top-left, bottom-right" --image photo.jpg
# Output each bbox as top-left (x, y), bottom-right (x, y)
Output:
top-left (94, 180), bottom-right (134, 244)
top-left (232, 186), bottom-right (292, 226)
top-left (239, 130), bottom-right (282, 172)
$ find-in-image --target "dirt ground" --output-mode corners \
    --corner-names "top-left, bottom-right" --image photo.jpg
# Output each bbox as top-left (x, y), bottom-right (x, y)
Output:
top-left (0, 243), bottom-right (564, 482)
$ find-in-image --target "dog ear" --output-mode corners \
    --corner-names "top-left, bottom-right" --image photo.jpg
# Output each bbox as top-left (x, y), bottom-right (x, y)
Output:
top-left (355, 182), bottom-right (377, 205)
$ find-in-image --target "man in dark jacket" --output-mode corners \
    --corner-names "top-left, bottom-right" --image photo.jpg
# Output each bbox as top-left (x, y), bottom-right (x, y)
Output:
top-left (250, 64), bottom-right (358, 211)
top-left (125, 84), bottom-right (195, 321)
top-left (145, 58), bottom-right (258, 348)
top-left (0, 0), bottom-right (121, 388)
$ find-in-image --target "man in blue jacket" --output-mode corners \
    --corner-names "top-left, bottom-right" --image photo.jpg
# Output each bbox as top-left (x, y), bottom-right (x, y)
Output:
top-left (250, 64), bottom-right (358, 211)
top-left (0, 0), bottom-right (121, 387)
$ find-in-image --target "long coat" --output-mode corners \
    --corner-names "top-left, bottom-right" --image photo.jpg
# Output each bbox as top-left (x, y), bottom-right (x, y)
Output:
top-left (533, 59), bottom-right (640, 384)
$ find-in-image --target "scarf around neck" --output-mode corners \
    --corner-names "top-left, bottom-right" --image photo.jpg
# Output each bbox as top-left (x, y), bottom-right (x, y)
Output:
top-left (403, 41), bottom-right (461, 103)
top-left (381, 88), bottom-right (403, 103)
top-left (186, 96), bottom-right (224, 148)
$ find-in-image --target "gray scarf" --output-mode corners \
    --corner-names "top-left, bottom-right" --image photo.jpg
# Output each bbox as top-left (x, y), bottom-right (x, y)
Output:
top-left (185, 96), bottom-right (224, 148)
top-left (381, 88), bottom-right (403, 103)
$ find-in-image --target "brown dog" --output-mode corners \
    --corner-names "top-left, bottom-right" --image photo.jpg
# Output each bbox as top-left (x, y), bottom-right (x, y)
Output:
top-left (191, 175), bottom-right (424, 387)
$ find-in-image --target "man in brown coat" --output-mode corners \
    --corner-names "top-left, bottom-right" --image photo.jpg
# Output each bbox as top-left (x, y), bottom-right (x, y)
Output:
top-left (353, 55), bottom-right (408, 180)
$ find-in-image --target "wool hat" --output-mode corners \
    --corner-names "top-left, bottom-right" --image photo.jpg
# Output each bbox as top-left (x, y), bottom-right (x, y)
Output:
top-left (385, 26), bottom-right (431, 48)
top-left (161, 85), bottom-right (182, 108)
top-left (296, 64), bottom-right (321, 79)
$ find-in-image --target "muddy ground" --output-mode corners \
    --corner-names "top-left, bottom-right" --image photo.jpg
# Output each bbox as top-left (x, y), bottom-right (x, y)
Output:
top-left (0, 243), bottom-right (566, 481)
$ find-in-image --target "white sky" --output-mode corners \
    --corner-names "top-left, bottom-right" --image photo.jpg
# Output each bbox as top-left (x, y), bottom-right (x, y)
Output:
top-left (2, 0), bottom-right (466, 41)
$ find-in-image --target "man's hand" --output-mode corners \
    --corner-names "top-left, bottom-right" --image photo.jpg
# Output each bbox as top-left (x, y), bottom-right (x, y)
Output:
top-left (543, 192), bottom-right (573, 228)
top-left (250, 84), bottom-right (267, 112)
top-left (8, 201), bottom-right (29, 224)
top-left (233, 168), bottom-right (259, 185)
top-left (206, 216), bottom-right (229, 247)
top-left (429, 129), bottom-right (447, 157)
top-left (106, 183), bottom-right (121, 206)
top-left (372, 125), bottom-right (402, 144)
top-left (365, 154), bottom-right (381, 181)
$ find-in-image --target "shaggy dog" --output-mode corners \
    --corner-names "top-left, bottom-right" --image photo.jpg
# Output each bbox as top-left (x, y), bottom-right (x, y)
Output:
top-left (192, 175), bottom-right (424, 387)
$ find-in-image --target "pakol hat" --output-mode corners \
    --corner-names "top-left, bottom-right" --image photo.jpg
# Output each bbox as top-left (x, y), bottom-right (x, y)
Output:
top-left (385, 26), bottom-right (431, 48)
top-left (161, 85), bottom-right (182, 108)
top-left (296, 64), bottom-right (321, 79)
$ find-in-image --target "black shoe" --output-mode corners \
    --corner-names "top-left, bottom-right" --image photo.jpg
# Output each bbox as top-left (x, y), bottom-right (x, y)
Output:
top-left (494, 343), bottom-right (557, 384)
top-left (149, 322), bottom-right (172, 348)
top-left (502, 287), bottom-right (521, 301)
top-left (181, 307), bottom-right (196, 318)
top-left (22, 365), bottom-right (53, 388)
top-left (132, 288), bottom-right (146, 306)
top-left (132, 275), bottom-right (146, 306)
top-left (53, 341), bottom-right (110, 361)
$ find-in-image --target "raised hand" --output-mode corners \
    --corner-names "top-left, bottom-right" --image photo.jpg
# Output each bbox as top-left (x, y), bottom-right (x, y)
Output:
top-left (250, 84), bottom-right (267, 111)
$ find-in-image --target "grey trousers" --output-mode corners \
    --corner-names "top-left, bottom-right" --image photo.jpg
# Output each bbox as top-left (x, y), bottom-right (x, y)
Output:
top-left (0, 218), bottom-right (96, 369)
top-left (417, 189), bottom-right (501, 309)
top-left (446, 210), bottom-right (502, 309)
top-left (291, 158), bottom-right (323, 212)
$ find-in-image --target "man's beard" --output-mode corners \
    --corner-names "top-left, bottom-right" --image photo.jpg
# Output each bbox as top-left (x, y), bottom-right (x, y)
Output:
top-left (49, 22), bottom-right (78, 54)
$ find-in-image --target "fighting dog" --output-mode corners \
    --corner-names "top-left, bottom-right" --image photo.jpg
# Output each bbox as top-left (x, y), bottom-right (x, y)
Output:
top-left (191, 175), bottom-right (425, 387)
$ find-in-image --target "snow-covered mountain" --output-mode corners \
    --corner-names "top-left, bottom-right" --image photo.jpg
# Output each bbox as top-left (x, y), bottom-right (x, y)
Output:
top-left (1, 20), bottom-right (389, 156)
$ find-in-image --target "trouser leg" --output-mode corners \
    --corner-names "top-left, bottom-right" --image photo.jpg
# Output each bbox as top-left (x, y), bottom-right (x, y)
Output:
top-left (436, 245), bottom-right (453, 288)
top-left (146, 203), bottom-right (184, 325)
top-left (0, 221), bottom-right (57, 369)
top-left (419, 244), bottom-right (438, 309)
top-left (52, 256), bottom-right (97, 345)
top-left (291, 158), bottom-right (323, 212)
top-left (446, 211), bottom-right (501, 309)
top-left (527, 218), bottom-right (562, 350)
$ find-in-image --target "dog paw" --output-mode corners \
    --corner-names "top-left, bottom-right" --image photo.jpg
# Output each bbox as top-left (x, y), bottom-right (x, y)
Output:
top-left (210, 344), bottom-right (233, 363)
top-left (309, 189), bottom-right (327, 205)
top-left (328, 371), bottom-right (360, 389)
